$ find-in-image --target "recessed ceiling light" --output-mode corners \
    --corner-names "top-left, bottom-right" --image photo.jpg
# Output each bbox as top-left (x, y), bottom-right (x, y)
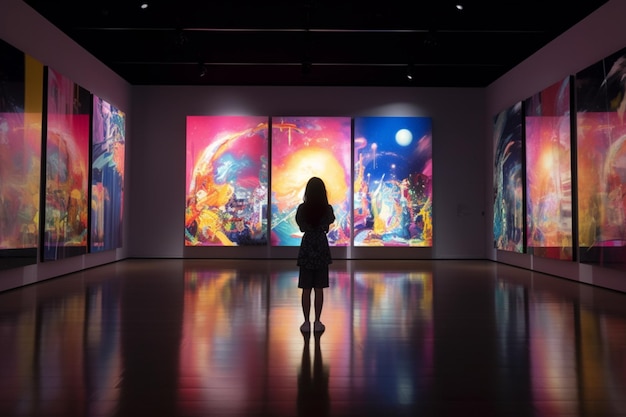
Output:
top-left (140, 3), bottom-right (149, 9)
top-left (456, 4), bottom-right (463, 10)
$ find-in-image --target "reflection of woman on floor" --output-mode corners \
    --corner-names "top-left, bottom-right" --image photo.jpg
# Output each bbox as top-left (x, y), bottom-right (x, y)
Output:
top-left (297, 332), bottom-right (330, 417)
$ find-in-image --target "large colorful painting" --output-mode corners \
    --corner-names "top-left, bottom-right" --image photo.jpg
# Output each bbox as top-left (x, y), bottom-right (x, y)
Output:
top-left (353, 117), bottom-right (432, 246)
top-left (43, 68), bottom-right (90, 260)
top-left (270, 117), bottom-right (351, 246)
top-left (576, 47), bottom-right (626, 270)
top-left (0, 40), bottom-right (43, 270)
top-left (524, 77), bottom-right (573, 260)
top-left (493, 102), bottom-right (524, 252)
top-left (185, 116), bottom-right (269, 246)
top-left (91, 95), bottom-right (125, 252)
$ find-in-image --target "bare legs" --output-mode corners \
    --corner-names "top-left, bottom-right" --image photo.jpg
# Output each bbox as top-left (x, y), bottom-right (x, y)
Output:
top-left (301, 288), bottom-right (325, 331)
top-left (313, 288), bottom-right (323, 322)
top-left (301, 288), bottom-right (312, 322)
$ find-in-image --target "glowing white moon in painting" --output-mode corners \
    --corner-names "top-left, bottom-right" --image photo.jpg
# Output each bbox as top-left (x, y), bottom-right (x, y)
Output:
top-left (395, 128), bottom-right (413, 146)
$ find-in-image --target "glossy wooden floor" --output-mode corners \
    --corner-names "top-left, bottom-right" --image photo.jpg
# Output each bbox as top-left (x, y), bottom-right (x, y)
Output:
top-left (1, 259), bottom-right (626, 417)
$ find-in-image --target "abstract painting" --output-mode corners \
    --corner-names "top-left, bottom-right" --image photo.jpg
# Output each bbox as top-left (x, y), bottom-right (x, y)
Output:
top-left (576, 47), bottom-right (626, 269)
top-left (43, 68), bottom-right (90, 260)
top-left (353, 117), bottom-right (432, 246)
top-left (524, 77), bottom-right (573, 260)
top-left (270, 116), bottom-right (351, 246)
top-left (494, 102), bottom-right (524, 252)
top-left (186, 115), bottom-right (269, 246)
top-left (0, 40), bottom-right (43, 269)
top-left (91, 95), bottom-right (125, 252)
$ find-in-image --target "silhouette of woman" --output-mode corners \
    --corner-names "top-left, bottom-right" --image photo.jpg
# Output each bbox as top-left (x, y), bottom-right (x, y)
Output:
top-left (296, 177), bottom-right (335, 333)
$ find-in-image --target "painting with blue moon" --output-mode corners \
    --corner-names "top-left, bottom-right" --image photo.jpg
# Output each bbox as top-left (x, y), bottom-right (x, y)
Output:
top-left (353, 116), bottom-right (433, 247)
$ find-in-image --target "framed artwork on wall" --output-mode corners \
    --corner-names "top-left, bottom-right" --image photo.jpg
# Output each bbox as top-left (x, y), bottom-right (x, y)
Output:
top-left (353, 116), bottom-right (432, 247)
top-left (270, 116), bottom-right (352, 247)
top-left (0, 39), bottom-right (43, 270)
top-left (576, 46), bottom-right (626, 270)
top-left (185, 115), bottom-right (269, 246)
top-left (524, 77), bottom-right (574, 260)
top-left (42, 67), bottom-right (90, 261)
top-left (91, 95), bottom-right (125, 252)
top-left (493, 101), bottom-right (525, 253)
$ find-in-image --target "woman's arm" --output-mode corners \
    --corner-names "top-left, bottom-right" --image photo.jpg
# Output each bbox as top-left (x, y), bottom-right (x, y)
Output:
top-left (323, 205), bottom-right (336, 232)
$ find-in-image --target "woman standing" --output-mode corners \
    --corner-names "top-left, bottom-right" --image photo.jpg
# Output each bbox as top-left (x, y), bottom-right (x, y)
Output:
top-left (296, 177), bottom-right (335, 333)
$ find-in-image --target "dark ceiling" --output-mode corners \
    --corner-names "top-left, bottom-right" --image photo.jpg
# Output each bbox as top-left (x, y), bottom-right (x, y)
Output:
top-left (23, 0), bottom-right (608, 88)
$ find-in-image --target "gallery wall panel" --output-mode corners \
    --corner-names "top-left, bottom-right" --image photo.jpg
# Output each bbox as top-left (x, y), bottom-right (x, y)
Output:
top-left (1, 33), bottom-right (128, 273)
top-left (493, 102), bottom-right (525, 253)
top-left (42, 67), bottom-right (91, 261)
top-left (491, 42), bottom-right (626, 274)
top-left (270, 116), bottom-right (352, 247)
top-left (575, 46), bottom-right (626, 270)
top-left (0, 39), bottom-right (42, 271)
top-left (353, 116), bottom-right (432, 247)
top-left (185, 115), bottom-right (269, 247)
top-left (91, 95), bottom-right (126, 252)
top-left (524, 77), bottom-right (574, 261)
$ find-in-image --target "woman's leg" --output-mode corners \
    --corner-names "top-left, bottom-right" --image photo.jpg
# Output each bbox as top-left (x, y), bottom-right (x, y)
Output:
top-left (301, 288), bottom-right (312, 322)
top-left (313, 288), bottom-right (324, 322)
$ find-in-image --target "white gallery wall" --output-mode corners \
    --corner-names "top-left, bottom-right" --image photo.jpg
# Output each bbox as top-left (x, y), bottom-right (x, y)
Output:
top-left (128, 85), bottom-right (487, 260)
top-left (485, 0), bottom-right (626, 292)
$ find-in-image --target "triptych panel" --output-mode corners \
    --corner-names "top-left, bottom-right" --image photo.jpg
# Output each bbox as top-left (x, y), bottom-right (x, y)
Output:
top-left (185, 116), bottom-right (433, 247)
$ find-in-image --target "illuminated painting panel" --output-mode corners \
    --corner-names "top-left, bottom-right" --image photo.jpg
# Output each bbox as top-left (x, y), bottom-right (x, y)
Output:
top-left (353, 117), bottom-right (432, 246)
top-left (493, 102), bottom-right (524, 252)
top-left (185, 116), bottom-right (268, 246)
top-left (43, 68), bottom-right (90, 260)
top-left (524, 77), bottom-right (573, 260)
top-left (576, 47), bottom-right (626, 269)
top-left (0, 40), bottom-right (42, 270)
top-left (270, 116), bottom-right (351, 246)
top-left (91, 96), bottom-right (126, 252)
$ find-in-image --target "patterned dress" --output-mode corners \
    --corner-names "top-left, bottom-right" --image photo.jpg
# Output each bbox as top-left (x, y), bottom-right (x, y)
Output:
top-left (296, 204), bottom-right (335, 270)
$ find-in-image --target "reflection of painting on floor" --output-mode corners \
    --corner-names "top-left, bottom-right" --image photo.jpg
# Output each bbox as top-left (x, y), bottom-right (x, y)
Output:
top-left (354, 117), bottom-right (432, 247)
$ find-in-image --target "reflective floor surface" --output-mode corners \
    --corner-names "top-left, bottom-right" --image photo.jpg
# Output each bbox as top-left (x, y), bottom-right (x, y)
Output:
top-left (1, 259), bottom-right (626, 417)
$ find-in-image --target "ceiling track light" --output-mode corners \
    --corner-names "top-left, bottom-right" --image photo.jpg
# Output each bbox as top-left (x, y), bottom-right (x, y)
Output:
top-left (424, 29), bottom-right (438, 48)
top-left (198, 62), bottom-right (208, 78)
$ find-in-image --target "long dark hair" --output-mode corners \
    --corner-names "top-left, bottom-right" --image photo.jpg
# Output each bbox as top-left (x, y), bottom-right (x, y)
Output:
top-left (301, 177), bottom-right (329, 226)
